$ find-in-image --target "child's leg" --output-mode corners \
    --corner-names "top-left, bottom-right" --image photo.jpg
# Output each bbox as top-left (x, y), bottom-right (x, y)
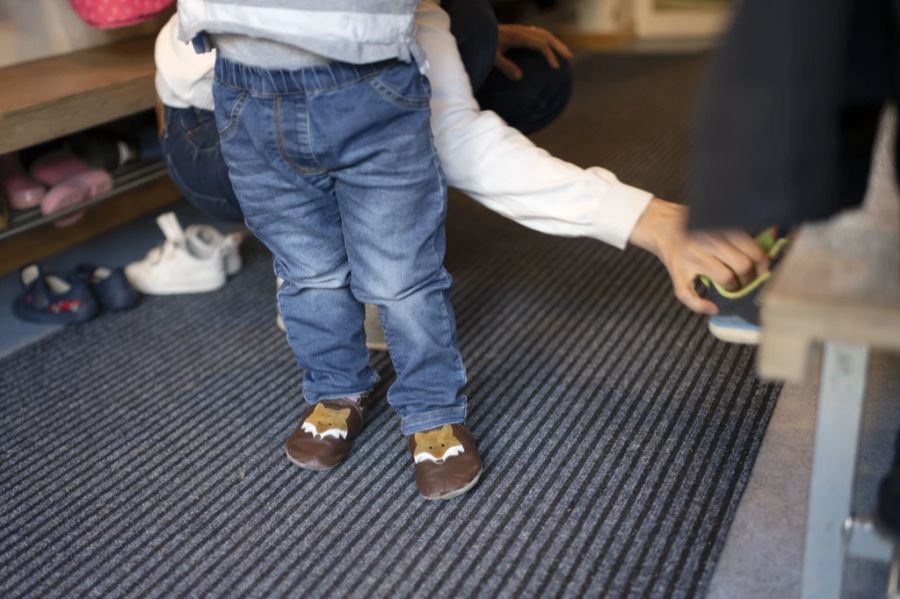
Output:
top-left (313, 62), bottom-right (468, 435)
top-left (323, 61), bottom-right (482, 497)
top-left (212, 68), bottom-right (376, 405)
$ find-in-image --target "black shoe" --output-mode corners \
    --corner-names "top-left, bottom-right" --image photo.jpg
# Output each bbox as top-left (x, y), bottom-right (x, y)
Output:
top-left (699, 227), bottom-right (789, 345)
top-left (877, 429), bottom-right (900, 538)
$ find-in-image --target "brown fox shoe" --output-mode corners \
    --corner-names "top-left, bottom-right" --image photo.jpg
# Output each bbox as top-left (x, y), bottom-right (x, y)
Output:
top-left (407, 424), bottom-right (482, 500)
top-left (284, 395), bottom-right (370, 471)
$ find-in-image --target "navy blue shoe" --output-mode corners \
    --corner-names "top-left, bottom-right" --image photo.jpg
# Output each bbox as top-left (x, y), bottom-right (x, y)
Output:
top-left (75, 264), bottom-right (139, 312)
top-left (700, 228), bottom-right (789, 345)
top-left (12, 264), bottom-right (98, 324)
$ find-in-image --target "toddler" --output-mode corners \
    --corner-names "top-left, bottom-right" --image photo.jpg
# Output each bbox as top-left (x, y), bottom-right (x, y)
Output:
top-left (177, 0), bottom-right (481, 499)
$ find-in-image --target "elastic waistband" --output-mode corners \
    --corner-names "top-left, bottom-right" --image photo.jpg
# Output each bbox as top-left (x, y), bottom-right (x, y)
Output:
top-left (214, 57), bottom-right (402, 95)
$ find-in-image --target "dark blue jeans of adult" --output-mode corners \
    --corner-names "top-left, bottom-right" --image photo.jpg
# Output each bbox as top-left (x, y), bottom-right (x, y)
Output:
top-left (159, 0), bottom-right (572, 223)
top-left (213, 58), bottom-right (467, 435)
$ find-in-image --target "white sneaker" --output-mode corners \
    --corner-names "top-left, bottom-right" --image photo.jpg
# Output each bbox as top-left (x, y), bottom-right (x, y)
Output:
top-left (126, 212), bottom-right (240, 295)
top-left (185, 224), bottom-right (243, 276)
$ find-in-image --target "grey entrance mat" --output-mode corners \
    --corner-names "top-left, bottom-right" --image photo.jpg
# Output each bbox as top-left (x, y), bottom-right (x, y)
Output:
top-left (1, 53), bottom-right (779, 598)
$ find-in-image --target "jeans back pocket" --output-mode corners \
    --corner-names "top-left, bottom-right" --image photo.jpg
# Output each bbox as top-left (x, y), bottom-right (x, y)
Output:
top-left (213, 85), bottom-right (250, 142)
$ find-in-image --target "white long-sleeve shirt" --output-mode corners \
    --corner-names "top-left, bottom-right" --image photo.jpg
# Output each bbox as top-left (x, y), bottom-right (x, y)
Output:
top-left (154, 2), bottom-right (652, 249)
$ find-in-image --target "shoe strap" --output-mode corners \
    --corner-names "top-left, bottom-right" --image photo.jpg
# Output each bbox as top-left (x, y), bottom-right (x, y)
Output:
top-left (328, 394), bottom-right (370, 422)
top-left (156, 212), bottom-right (185, 244)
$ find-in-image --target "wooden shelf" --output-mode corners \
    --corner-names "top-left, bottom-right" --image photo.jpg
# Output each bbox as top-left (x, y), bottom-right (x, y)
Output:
top-left (0, 161), bottom-right (169, 241)
top-left (0, 175), bottom-right (181, 275)
top-left (0, 36), bottom-right (157, 155)
top-left (758, 159), bottom-right (900, 381)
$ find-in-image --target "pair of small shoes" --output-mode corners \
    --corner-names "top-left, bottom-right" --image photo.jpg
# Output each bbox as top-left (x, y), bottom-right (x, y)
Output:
top-left (12, 263), bottom-right (137, 324)
top-left (74, 264), bottom-right (140, 312)
top-left (29, 149), bottom-right (113, 227)
top-left (284, 397), bottom-right (482, 500)
top-left (0, 151), bottom-right (112, 224)
top-left (13, 265), bottom-right (98, 324)
top-left (125, 212), bottom-right (243, 295)
top-left (699, 227), bottom-right (790, 345)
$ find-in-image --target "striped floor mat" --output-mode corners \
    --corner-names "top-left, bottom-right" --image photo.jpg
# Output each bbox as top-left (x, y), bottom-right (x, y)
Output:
top-left (1, 54), bottom-right (779, 598)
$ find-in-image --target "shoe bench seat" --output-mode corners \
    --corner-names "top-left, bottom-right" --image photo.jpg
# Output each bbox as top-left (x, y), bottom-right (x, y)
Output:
top-left (0, 35), bottom-right (181, 275)
top-left (0, 36), bottom-right (158, 155)
top-left (758, 189), bottom-right (900, 382)
top-left (757, 113), bottom-right (900, 599)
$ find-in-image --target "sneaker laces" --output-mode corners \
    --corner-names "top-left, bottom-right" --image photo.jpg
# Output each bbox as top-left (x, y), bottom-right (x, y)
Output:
top-left (146, 240), bottom-right (183, 265)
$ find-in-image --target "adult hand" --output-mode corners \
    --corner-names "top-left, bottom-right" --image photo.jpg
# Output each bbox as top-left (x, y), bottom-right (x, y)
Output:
top-left (628, 198), bottom-right (770, 314)
top-left (495, 24), bottom-right (574, 81)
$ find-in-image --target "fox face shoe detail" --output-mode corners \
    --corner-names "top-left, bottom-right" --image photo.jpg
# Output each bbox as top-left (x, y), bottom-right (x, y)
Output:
top-left (284, 396), bottom-right (370, 471)
top-left (301, 403), bottom-right (351, 441)
top-left (413, 425), bottom-right (465, 464)
top-left (408, 424), bottom-right (482, 500)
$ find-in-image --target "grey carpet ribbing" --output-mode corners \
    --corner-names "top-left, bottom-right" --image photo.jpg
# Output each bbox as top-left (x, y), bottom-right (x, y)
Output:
top-left (0, 53), bottom-right (780, 598)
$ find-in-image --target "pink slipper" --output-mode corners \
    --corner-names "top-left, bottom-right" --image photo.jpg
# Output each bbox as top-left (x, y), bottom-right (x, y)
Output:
top-left (0, 153), bottom-right (46, 210)
top-left (40, 181), bottom-right (90, 227)
top-left (31, 149), bottom-right (113, 227)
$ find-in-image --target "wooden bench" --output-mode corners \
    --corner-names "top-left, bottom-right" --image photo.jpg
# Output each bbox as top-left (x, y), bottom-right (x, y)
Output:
top-left (758, 113), bottom-right (900, 599)
top-left (0, 35), bottom-right (180, 274)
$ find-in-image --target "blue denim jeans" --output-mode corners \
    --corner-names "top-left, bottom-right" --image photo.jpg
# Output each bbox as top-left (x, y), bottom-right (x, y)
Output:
top-left (160, 105), bottom-right (243, 222)
top-left (160, 0), bottom-right (571, 222)
top-left (213, 58), bottom-right (467, 434)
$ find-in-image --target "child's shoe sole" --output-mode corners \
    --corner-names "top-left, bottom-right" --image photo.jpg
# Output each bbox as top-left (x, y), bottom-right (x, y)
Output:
top-left (424, 469), bottom-right (482, 501)
top-left (708, 317), bottom-right (761, 345)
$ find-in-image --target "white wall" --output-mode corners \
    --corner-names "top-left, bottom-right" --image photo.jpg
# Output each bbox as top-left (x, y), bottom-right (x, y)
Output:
top-left (573, 0), bottom-right (634, 33)
top-left (0, 1), bottom-right (167, 68)
top-left (571, 0), bottom-right (731, 39)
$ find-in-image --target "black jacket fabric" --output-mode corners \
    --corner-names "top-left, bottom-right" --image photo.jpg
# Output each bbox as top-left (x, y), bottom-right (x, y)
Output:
top-left (689, 0), bottom-right (899, 231)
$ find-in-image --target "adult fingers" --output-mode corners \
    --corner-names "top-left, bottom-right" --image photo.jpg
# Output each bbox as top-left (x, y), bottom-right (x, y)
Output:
top-left (519, 30), bottom-right (560, 69)
top-left (494, 53), bottom-right (523, 80)
top-left (673, 275), bottom-right (718, 314)
top-left (725, 230), bottom-right (770, 273)
top-left (695, 252), bottom-right (742, 291)
top-left (532, 27), bottom-right (573, 59)
top-left (695, 234), bottom-right (758, 289)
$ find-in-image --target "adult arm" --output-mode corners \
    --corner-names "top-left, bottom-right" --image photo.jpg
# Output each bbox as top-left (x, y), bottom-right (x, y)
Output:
top-left (417, 2), bottom-right (652, 250)
top-left (416, 2), bottom-right (768, 312)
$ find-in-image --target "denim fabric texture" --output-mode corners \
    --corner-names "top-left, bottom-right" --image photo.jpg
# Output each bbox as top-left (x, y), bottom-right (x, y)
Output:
top-left (213, 57), bottom-right (467, 434)
top-left (159, 0), bottom-right (572, 223)
top-left (161, 105), bottom-right (243, 222)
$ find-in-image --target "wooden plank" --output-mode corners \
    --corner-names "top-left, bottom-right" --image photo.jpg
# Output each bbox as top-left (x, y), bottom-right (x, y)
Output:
top-left (760, 114), bottom-right (900, 373)
top-left (0, 36), bottom-right (157, 155)
top-left (757, 329), bottom-right (815, 382)
top-left (556, 23), bottom-right (636, 51)
top-left (761, 200), bottom-right (900, 353)
top-left (0, 177), bottom-right (181, 275)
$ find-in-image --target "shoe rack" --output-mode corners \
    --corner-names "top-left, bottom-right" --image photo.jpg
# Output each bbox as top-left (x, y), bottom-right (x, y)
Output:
top-left (0, 35), bottom-right (180, 274)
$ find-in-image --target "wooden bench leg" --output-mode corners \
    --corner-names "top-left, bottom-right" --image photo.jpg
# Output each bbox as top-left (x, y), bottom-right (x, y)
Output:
top-left (802, 341), bottom-right (870, 599)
